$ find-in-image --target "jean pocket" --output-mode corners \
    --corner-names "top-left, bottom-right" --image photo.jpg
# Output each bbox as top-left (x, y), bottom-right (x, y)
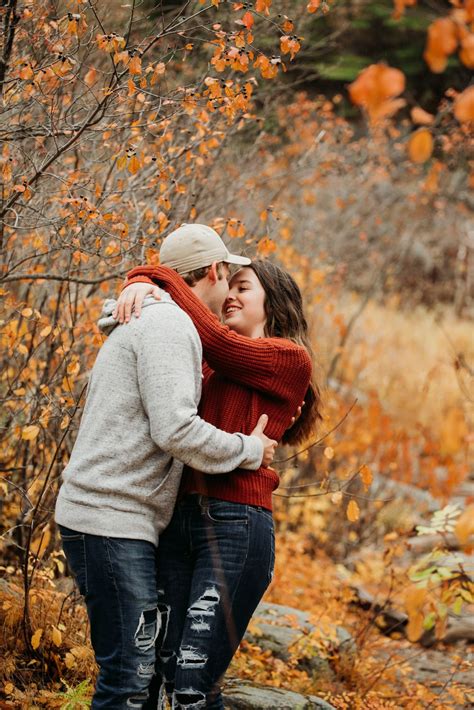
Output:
top-left (205, 500), bottom-right (248, 525)
top-left (60, 530), bottom-right (88, 595)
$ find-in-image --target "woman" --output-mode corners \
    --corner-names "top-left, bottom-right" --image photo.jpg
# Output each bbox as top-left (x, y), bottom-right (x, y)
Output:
top-left (119, 260), bottom-right (321, 709)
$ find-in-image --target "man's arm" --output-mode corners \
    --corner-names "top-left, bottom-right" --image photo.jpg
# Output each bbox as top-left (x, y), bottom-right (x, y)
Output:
top-left (120, 268), bottom-right (312, 402)
top-left (135, 305), bottom-right (276, 472)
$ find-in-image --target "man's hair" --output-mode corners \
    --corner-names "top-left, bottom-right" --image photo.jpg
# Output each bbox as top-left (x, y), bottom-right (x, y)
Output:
top-left (179, 261), bottom-right (227, 287)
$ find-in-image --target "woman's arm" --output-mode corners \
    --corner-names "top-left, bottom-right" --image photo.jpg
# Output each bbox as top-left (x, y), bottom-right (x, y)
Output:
top-left (124, 265), bottom-right (312, 400)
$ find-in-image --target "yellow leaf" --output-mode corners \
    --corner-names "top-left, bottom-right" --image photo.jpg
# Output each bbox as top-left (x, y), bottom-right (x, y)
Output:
top-left (64, 652), bottom-right (76, 669)
top-left (117, 155), bottom-right (127, 171)
top-left (60, 415), bottom-right (70, 430)
top-left (4, 682), bottom-right (14, 695)
top-left (40, 325), bottom-right (52, 338)
top-left (347, 500), bottom-right (360, 522)
top-left (31, 628), bottom-right (43, 650)
top-left (408, 128), bottom-right (433, 164)
top-left (21, 307), bottom-right (33, 317)
top-left (51, 626), bottom-right (62, 647)
top-left (324, 446), bottom-right (334, 459)
top-left (67, 360), bottom-right (80, 376)
top-left (360, 464), bottom-right (373, 491)
top-left (22, 425), bottom-right (40, 441)
top-left (30, 525), bottom-right (51, 558)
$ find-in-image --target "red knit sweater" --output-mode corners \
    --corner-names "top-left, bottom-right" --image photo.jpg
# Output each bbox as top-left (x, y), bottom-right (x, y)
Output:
top-left (125, 266), bottom-right (312, 510)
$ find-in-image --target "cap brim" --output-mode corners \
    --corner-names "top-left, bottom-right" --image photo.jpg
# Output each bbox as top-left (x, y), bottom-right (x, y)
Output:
top-left (225, 253), bottom-right (251, 266)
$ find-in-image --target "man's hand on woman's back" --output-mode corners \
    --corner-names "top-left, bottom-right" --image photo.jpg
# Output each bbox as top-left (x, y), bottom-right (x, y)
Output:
top-left (251, 414), bottom-right (277, 468)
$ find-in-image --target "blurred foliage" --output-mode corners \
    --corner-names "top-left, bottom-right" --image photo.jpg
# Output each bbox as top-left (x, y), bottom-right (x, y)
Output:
top-left (288, 1), bottom-right (470, 112)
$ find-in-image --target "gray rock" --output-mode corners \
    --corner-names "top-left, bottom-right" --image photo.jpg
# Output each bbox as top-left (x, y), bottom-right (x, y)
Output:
top-left (244, 602), bottom-right (355, 676)
top-left (223, 683), bottom-right (336, 709)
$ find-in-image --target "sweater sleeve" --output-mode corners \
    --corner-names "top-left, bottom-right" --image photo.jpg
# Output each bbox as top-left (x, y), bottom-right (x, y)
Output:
top-left (126, 265), bottom-right (312, 401)
top-left (135, 305), bottom-right (264, 472)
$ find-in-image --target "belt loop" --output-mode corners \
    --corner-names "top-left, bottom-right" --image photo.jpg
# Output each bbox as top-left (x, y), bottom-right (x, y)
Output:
top-left (197, 494), bottom-right (208, 514)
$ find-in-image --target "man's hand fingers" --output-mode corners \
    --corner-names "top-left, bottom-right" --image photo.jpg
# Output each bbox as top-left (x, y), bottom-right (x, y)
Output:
top-left (252, 413), bottom-right (268, 435)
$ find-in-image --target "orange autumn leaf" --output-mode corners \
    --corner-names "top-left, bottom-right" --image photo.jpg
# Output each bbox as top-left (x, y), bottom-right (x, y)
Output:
top-left (346, 499), bottom-right (360, 522)
top-left (423, 51), bottom-right (448, 73)
top-left (257, 236), bottom-right (277, 255)
top-left (348, 63), bottom-right (405, 123)
top-left (280, 35), bottom-right (301, 61)
top-left (454, 85), bottom-right (474, 123)
top-left (408, 128), bottom-right (433, 164)
top-left (84, 67), bottom-right (97, 86)
top-left (19, 63), bottom-right (34, 81)
top-left (410, 106), bottom-right (435, 125)
top-left (454, 504), bottom-right (474, 545)
top-left (459, 33), bottom-right (474, 69)
top-left (392, 0), bottom-right (416, 20)
top-left (242, 11), bottom-right (254, 29)
top-left (405, 585), bottom-right (426, 613)
top-left (128, 155), bottom-right (140, 174)
top-left (360, 464), bottom-right (373, 491)
top-left (407, 611), bottom-right (425, 642)
top-left (255, 0), bottom-right (272, 14)
top-left (405, 585), bottom-right (427, 642)
top-left (423, 18), bottom-right (458, 73)
top-left (129, 54), bottom-right (142, 76)
top-left (307, 0), bottom-right (321, 13)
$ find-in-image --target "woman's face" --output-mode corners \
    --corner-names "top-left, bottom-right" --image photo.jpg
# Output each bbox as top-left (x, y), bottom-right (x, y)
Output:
top-left (222, 267), bottom-right (267, 338)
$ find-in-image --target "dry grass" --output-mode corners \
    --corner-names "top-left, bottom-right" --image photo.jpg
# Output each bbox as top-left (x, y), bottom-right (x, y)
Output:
top-left (313, 295), bottom-right (473, 442)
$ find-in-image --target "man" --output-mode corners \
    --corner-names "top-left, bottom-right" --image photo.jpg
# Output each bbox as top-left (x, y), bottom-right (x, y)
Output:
top-left (55, 223), bottom-right (277, 709)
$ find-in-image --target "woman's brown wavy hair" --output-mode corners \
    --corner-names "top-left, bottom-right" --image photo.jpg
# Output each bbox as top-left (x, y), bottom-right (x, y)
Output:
top-left (247, 260), bottom-right (322, 446)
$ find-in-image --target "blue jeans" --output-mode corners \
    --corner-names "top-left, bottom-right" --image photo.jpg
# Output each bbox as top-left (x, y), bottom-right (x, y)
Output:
top-left (147, 494), bottom-right (275, 710)
top-left (58, 525), bottom-right (163, 710)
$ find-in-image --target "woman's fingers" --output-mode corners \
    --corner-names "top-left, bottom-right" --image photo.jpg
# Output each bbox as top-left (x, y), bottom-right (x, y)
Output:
top-left (113, 284), bottom-right (161, 323)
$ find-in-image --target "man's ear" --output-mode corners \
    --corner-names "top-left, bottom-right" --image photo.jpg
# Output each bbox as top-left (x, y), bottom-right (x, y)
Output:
top-left (207, 261), bottom-right (219, 284)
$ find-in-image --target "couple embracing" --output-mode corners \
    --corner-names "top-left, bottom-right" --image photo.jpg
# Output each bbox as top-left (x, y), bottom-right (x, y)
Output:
top-left (55, 223), bottom-right (322, 709)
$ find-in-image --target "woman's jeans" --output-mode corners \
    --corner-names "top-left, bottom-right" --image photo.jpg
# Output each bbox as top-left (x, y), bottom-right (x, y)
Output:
top-left (58, 525), bottom-right (162, 710)
top-left (148, 494), bottom-right (275, 710)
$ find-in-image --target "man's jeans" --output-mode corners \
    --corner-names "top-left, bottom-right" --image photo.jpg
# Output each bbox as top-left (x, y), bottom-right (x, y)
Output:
top-left (147, 494), bottom-right (275, 710)
top-left (58, 526), bottom-right (161, 710)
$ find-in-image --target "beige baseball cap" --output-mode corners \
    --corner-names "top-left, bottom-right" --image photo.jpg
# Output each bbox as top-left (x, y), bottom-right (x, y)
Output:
top-left (159, 223), bottom-right (251, 275)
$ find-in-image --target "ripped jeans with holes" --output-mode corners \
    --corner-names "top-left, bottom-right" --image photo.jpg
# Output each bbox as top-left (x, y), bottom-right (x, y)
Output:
top-left (143, 494), bottom-right (275, 710)
top-left (59, 525), bottom-right (160, 710)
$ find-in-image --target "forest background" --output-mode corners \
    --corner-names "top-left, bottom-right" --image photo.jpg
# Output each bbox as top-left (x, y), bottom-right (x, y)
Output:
top-left (0, 0), bottom-right (473, 708)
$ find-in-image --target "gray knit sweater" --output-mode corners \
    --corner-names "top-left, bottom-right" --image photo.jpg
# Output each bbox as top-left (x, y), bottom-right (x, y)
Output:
top-left (55, 294), bottom-right (263, 545)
